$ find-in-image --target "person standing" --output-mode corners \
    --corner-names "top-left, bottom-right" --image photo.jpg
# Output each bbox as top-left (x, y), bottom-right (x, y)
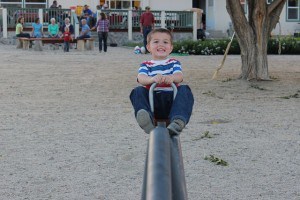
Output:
top-left (61, 26), bottom-right (72, 52)
top-left (49, 0), bottom-right (58, 23)
top-left (50, 0), bottom-right (58, 8)
top-left (92, 12), bottom-right (109, 53)
top-left (140, 6), bottom-right (154, 53)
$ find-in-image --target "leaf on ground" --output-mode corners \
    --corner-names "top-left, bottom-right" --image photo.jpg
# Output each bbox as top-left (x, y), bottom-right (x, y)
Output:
top-left (250, 84), bottom-right (266, 90)
top-left (204, 155), bottom-right (228, 166)
top-left (278, 93), bottom-right (299, 99)
top-left (192, 131), bottom-right (213, 141)
top-left (202, 90), bottom-right (223, 99)
top-left (221, 78), bottom-right (233, 82)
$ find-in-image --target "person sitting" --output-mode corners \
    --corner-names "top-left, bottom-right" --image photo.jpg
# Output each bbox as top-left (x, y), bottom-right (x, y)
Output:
top-left (77, 19), bottom-right (91, 40)
top-left (48, 18), bottom-right (59, 38)
top-left (31, 17), bottom-right (43, 38)
top-left (130, 28), bottom-right (194, 135)
top-left (15, 16), bottom-right (30, 38)
top-left (60, 17), bottom-right (74, 35)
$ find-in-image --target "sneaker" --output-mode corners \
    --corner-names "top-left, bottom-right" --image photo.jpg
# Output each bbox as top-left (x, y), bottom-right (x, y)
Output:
top-left (136, 109), bottom-right (155, 134)
top-left (167, 119), bottom-right (185, 135)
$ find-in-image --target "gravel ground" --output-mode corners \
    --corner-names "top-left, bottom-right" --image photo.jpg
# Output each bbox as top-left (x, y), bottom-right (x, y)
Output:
top-left (0, 44), bottom-right (299, 200)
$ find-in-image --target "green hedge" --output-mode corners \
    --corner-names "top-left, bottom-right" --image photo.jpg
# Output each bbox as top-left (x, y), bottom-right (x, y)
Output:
top-left (172, 37), bottom-right (300, 55)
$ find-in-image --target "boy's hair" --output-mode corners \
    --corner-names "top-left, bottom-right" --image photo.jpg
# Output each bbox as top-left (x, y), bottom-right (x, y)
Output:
top-left (146, 28), bottom-right (173, 44)
top-left (64, 26), bottom-right (69, 31)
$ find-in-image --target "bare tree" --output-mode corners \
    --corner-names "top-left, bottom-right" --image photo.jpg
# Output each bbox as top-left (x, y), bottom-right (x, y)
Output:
top-left (226, 0), bottom-right (286, 80)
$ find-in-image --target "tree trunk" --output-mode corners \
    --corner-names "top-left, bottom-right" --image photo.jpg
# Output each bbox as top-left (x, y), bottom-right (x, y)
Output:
top-left (226, 0), bottom-right (286, 80)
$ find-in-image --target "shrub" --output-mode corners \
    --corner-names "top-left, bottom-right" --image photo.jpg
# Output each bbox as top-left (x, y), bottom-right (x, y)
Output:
top-left (172, 37), bottom-right (300, 55)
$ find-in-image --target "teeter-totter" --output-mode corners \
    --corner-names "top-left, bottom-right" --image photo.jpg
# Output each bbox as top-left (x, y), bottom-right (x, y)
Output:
top-left (141, 83), bottom-right (188, 200)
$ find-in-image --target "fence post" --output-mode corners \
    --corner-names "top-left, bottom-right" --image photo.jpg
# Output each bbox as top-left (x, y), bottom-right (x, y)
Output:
top-left (2, 8), bottom-right (8, 38)
top-left (193, 11), bottom-right (197, 41)
top-left (161, 11), bottom-right (166, 28)
top-left (72, 10), bottom-right (79, 38)
top-left (39, 9), bottom-right (43, 25)
top-left (128, 10), bottom-right (132, 41)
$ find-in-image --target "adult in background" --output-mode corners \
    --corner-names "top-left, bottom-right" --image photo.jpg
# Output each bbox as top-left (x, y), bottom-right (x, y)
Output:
top-left (31, 17), bottom-right (43, 38)
top-left (81, 4), bottom-right (95, 27)
top-left (48, 18), bottom-right (59, 38)
top-left (50, 0), bottom-right (58, 8)
top-left (15, 16), bottom-right (30, 38)
top-left (60, 18), bottom-right (74, 36)
top-left (77, 19), bottom-right (91, 40)
top-left (140, 6), bottom-right (154, 53)
top-left (49, 0), bottom-right (58, 23)
top-left (92, 12), bottom-right (109, 53)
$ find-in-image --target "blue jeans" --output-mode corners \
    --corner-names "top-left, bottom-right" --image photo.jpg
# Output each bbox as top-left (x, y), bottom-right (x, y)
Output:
top-left (98, 32), bottom-right (108, 52)
top-left (143, 26), bottom-right (152, 52)
top-left (129, 85), bottom-right (194, 124)
top-left (64, 41), bottom-right (70, 52)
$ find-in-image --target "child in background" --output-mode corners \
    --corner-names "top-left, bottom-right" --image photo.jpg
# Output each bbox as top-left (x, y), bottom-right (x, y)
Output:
top-left (130, 28), bottom-right (194, 135)
top-left (61, 26), bottom-right (72, 52)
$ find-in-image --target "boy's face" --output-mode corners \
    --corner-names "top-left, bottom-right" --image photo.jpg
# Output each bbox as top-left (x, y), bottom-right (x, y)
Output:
top-left (147, 32), bottom-right (173, 60)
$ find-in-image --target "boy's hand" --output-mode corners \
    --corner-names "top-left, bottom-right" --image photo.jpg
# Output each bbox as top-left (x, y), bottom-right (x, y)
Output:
top-left (151, 74), bottom-right (163, 84)
top-left (163, 75), bottom-right (174, 85)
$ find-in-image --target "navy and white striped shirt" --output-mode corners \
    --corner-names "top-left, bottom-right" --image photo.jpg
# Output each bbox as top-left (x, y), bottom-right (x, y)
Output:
top-left (138, 58), bottom-right (182, 90)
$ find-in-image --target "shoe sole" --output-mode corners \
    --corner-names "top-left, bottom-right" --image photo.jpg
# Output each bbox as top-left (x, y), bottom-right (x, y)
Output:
top-left (137, 110), bottom-right (154, 134)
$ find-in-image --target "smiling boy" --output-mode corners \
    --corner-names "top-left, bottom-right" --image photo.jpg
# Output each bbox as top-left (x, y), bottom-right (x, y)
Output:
top-left (130, 28), bottom-right (194, 135)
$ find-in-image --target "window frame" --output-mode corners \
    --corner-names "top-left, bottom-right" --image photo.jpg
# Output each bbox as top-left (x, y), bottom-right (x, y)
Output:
top-left (286, 0), bottom-right (299, 21)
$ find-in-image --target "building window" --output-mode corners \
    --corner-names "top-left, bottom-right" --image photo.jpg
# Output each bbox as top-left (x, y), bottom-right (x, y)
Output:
top-left (0, 0), bottom-right (46, 8)
top-left (286, 0), bottom-right (299, 21)
top-left (106, 0), bottom-right (140, 9)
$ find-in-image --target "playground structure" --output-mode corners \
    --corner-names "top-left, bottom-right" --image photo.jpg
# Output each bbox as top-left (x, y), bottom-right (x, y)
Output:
top-left (141, 83), bottom-right (188, 200)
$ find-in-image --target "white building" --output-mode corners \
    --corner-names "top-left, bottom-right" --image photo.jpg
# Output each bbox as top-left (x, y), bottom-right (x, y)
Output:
top-left (1, 0), bottom-right (299, 36)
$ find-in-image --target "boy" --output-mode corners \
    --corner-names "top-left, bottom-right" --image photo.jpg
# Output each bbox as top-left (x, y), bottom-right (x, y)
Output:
top-left (130, 28), bottom-right (194, 135)
top-left (62, 26), bottom-right (72, 52)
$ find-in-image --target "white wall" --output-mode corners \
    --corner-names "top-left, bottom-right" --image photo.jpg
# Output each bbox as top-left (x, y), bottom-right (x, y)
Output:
top-left (145, 0), bottom-right (192, 11)
top-left (214, 1), bottom-right (231, 32)
top-left (272, 7), bottom-right (300, 36)
top-left (209, 0), bottom-right (299, 36)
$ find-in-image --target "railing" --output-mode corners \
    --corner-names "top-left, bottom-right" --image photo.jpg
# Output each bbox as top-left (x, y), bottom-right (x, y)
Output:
top-left (5, 7), bottom-right (194, 30)
top-left (1, 8), bottom-right (197, 40)
top-left (7, 8), bottom-right (38, 27)
top-left (165, 11), bottom-right (193, 29)
top-left (71, 11), bottom-right (80, 38)
top-left (43, 8), bottom-right (71, 25)
top-left (0, 8), bottom-right (3, 37)
top-left (106, 9), bottom-right (129, 29)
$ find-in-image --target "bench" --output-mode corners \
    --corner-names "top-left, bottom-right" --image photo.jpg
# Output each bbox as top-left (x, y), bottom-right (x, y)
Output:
top-left (17, 37), bottom-right (94, 51)
top-left (76, 38), bottom-right (95, 51)
top-left (17, 37), bottom-right (77, 51)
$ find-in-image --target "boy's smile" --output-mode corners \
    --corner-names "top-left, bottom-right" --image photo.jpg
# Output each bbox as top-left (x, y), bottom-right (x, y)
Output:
top-left (147, 32), bottom-right (173, 60)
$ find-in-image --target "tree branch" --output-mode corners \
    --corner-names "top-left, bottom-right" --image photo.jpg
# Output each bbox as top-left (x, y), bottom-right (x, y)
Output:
top-left (268, 1), bottom-right (286, 31)
top-left (268, 0), bottom-right (287, 15)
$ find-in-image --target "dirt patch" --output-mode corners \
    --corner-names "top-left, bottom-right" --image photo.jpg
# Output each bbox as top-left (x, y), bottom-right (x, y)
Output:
top-left (0, 45), bottom-right (299, 199)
